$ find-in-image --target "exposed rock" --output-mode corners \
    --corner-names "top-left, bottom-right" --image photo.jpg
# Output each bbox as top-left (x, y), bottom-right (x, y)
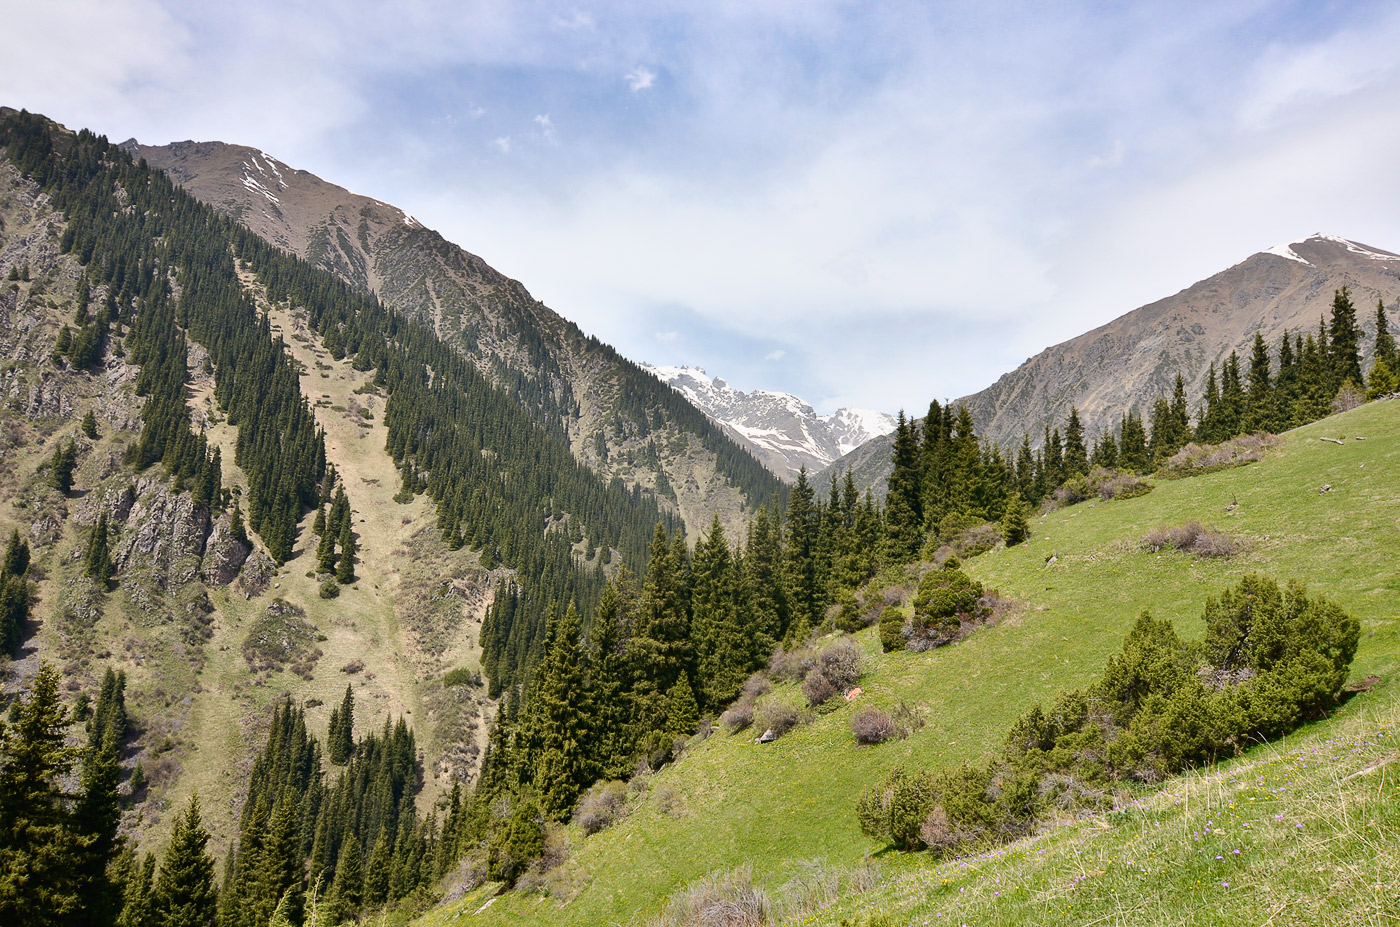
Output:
top-left (113, 477), bottom-right (211, 590)
top-left (235, 549), bottom-right (275, 599)
top-left (201, 514), bottom-right (250, 586)
top-left (75, 483), bottom-right (136, 526)
top-left (29, 513), bottom-right (62, 548)
top-left (26, 371), bottom-right (71, 420)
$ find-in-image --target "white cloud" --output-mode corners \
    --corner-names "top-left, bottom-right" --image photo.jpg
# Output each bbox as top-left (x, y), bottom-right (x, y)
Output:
top-left (492, 136), bottom-right (512, 154)
top-left (626, 66), bottom-right (656, 92)
top-left (656, 331), bottom-right (678, 342)
top-left (765, 350), bottom-right (786, 361)
top-left (533, 114), bottom-right (558, 145)
top-left (551, 10), bottom-right (595, 31)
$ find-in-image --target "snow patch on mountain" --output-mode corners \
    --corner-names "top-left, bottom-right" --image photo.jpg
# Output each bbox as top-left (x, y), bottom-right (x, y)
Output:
top-left (643, 364), bottom-right (895, 479)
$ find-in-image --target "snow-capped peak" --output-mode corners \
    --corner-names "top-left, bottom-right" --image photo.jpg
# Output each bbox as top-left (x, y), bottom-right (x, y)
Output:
top-left (1262, 233), bottom-right (1400, 267)
top-left (641, 363), bottom-right (895, 479)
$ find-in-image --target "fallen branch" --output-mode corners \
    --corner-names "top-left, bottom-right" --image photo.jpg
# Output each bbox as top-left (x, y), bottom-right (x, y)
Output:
top-left (1318, 437), bottom-right (1345, 445)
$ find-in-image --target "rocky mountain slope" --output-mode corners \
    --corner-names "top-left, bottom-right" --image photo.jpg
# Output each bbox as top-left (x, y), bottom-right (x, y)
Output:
top-left (642, 364), bottom-right (894, 479)
top-left (0, 135), bottom-right (495, 857)
top-left (824, 234), bottom-right (1400, 498)
top-left (122, 139), bottom-right (782, 532)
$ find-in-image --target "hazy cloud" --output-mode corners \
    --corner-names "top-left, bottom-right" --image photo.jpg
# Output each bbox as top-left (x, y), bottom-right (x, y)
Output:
top-left (765, 349), bottom-right (786, 361)
top-left (625, 66), bottom-right (656, 92)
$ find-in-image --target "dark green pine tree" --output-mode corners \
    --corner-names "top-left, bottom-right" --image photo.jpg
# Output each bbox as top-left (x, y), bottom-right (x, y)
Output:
top-left (1118, 411), bottom-right (1149, 474)
top-left (362, 831), bottom-right (391, 909)
top-left (784, 469), bottom-right (820, 643)
top-left (0, 664), bottom-right (84, 927)
top-left (315, 521), bottom-right (337, 574)
top-left (587, 567), bottom-right (638, 779)
top-left (324, 836), bottom-right (362, 925)
top-left (328, 685), bottom-right (354, 766)
top-left (72, 729), bottom-right (124, 927)
top-left (740, 507), bottom-right (788, 659)
top-left (82, 410), bottom-right (99, 439)
top-left (47, 440), bottom-right (78, 494)
top-left (116, 853), bottom-right (157, 927)
top-left (1000, 492), bottom-right (1031, 547)
top-left (689, 516), bottom-right (747, 710)
top-left (1062, 407), bottom-right (1089, 478)
top-left (528, 602), bottom-right (594, 822)
top-left (1244, 332), bottom-right (1278, 434)
top-left (1329, 285), bottom-right (1363, 389)
top-left (151, 797), bottom-right (218, 927)
top-left (84, 513), bottom-right (114, 585)
top-left (311, 502), bottom-right (326, 537)
top-left (882, 412), bottom-right (923, 562)
top-left (1375, 299), bottom-right (1398, 370)
top-left (229, 500), bottom-right (249, 547)
top-left (335, 520), bottom-right (356, 584)
top-left (665, 673), bottom-right (700, 737)
top-left (3, 528), bottom-right (30, 577)
top-left (627, 524), bottom-right (692, 736)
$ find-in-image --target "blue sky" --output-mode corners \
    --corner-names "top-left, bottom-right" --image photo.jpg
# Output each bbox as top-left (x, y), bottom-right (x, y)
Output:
top-left (6, 1), bottom-right (1400, 415)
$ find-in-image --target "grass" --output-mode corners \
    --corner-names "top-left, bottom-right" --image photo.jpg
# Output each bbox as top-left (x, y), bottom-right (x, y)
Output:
top-left (420, 397), bottom-right (1400, 926)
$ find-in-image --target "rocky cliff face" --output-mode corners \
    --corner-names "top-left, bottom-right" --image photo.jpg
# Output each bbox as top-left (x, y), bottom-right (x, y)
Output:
top-left (824, 235), bottom-right (1400, 499)
top-left (642, 364), bottom-right (894, 480)
top-left (122, 139), bottom-right (782, 533)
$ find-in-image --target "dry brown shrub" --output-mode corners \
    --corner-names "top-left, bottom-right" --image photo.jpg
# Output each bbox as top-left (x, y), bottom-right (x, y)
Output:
top-left (768, 645), bottom-right (818, 683)
top-left (851, 708), bottom-right (899, 745)
top-left (647, 863), bottom-right (771, 927)
top-left (1162, 434), bottom-right (1277, 477)
top-left (802, 671), bottom-right (838, 707)
top-left (574, 780), bottom-right (629, 835)
top-left (754, 700), bottom-right (801, 739)
top-left (818, 639), bottom-right (862, 690)
top-left (1141, 520), bottom-right (1238, 557)
top-left (720, 701), bottom-right (754, 732)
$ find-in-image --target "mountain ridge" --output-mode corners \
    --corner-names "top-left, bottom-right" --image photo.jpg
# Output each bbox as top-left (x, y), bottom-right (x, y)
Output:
top-left (822, 233), bottom-right (1400, 498)
top-left (641, 363), bottom-right (895, 480)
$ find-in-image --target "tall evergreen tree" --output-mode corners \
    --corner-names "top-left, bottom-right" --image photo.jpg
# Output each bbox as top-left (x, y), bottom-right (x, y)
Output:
top-left (151, 798), bottom-right (218, 927)
top-left (1062, 407), bottom-right (1088, 478)
top-left (689, 516), bottom-right (747, 710)
top-left (1329, 285), bottom-right (1363, 388)
top-left (527, 602), bottom-right (594, 821)
top-left (882, 413), bottom-right (923, 561)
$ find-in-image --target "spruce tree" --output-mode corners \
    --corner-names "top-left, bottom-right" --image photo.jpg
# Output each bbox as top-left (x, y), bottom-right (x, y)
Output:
top-left (335, 520), bottom-right (356, 584)
top-left (3, 528), bottom-right (29, 577)
top-left (152, 797), bottom-right (218, 927)
top-left (82, 410), bottom-right (99, 439)
top-left (883, 412), bottom-right (923, 561)
top-left (1375, 298), bottom-right (1398, 371)
top-left (529, 602), bottom-right (595, 821)
top-left (665, 674), bottom-right (700, 738)
top-left (0, 664), bottom-right (83, 927)
top-left (85, 513), bottom-right (114, 585)
top-left (229, 500), bottom-right (248, 547)
top-left (325, 837), bottom-right (362, 925)
top-left (1329, 285), bottom-right (1362, 389)
top-left (690, 516), bottom-right (747, 709)
top-left (47, 440), bottom-right (78, 493)
top-left (1000, 492), bottom-right (1031, 547)
top-left (1062, 407), bottom-right (1088, 478)
top-left (328, 685), bottom-right (354, 766)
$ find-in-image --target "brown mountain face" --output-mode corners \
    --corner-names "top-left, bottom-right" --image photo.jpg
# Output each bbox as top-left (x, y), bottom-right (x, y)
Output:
top-left (123, 140), bottom-right (782, 533)
top-left (823, 235), bottom-right (1400, 499)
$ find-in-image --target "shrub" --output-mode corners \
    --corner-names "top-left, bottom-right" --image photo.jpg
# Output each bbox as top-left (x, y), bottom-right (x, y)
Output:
top-left (951, 522), bottom-right (1002, 559)
top-left (879, 607), bottom-right (906, 653)
top-left (818, 639), bottom-right (863, 690)
top-left (852, 708), bottom-right (899, 745)
top-left (720, 701), bottom-right (754, 732)
top-left (1141, 521), bottom-right (1237, 557)
top-left (740, 673), bottom-right (771, 701)
top-left (442, 666), bottom-right (481, 688)
top-left (768, 645), bottom-right (818, 683)
top-left (860, 576), bottom-right (1359, 859)
top-left (1161, 434), bottom-right (1276, 478)
top-left (833, 589), bottom-right (864, 633)
top-left (910, 561), bottom-right (984, 648)
top-left (574, 780), bottom-right (628, 836)
top-left (802, 671), bottom-right (838, 707)
top-left (651, 863), bottom-right (770, 927)
top-left (754, 700), bottom-right (801, 739)
top-left (1001, 492), bottom-right (1031, 547)
top-left (318, 579), bottom-right (340, 599)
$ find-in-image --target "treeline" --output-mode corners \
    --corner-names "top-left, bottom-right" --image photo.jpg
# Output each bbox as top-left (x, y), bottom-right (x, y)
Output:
top-left (885, 284), bottom-right (1396, 559)
top-left (857, 576), bottom-right (1360, 855)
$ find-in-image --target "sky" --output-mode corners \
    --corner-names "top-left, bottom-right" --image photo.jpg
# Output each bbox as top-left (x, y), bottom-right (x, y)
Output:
top-left (5, 1), bottom-right (1400, 416)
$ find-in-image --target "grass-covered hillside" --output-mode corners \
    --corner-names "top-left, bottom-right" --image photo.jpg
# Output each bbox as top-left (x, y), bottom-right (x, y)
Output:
top-left (426, 397), bottom-right (1400, 926)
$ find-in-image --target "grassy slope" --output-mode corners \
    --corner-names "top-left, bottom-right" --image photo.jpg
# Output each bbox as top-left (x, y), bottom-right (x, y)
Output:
top-left (423, 398), bottom-right (1400, 926)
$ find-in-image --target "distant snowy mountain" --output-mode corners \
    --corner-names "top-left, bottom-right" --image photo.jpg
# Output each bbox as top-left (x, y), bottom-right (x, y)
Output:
top-left (642, 364), bottom-right (895, 480)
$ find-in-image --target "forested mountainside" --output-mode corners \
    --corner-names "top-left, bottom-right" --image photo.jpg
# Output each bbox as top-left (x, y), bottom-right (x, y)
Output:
top-left (122, 139), bottom-right (784, 534)
top-left (0, 106), bottom-right (703, 879)
top-left (825, 234), bottom-right (1400, 499)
